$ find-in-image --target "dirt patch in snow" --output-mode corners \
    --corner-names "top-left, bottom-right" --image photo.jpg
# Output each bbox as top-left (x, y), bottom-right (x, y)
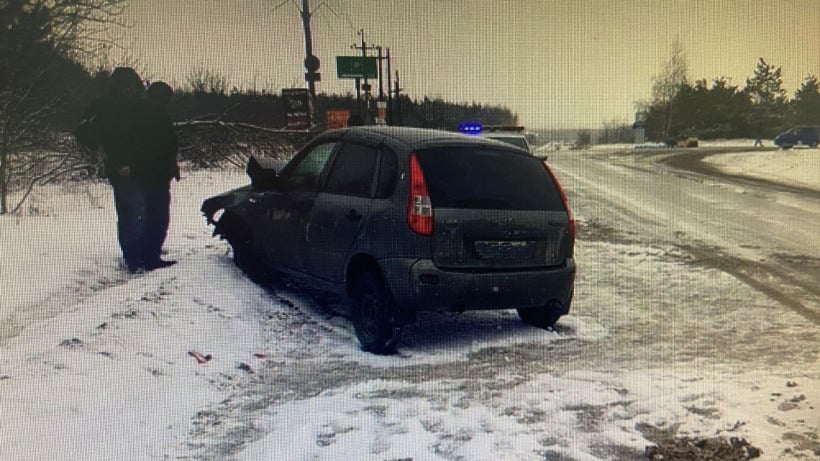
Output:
top-left (639, 424), bottom-right (762, 460)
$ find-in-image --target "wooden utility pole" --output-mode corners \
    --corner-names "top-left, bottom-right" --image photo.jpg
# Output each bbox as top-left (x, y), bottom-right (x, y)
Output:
top-left (386, 47), bottom-right (393, 125)
top-left (393, 70), bottom-right (403, 125)
top-left (350, 29), bottom-right (371, 119)
top-left (300, 0), bottom-right (320, 123)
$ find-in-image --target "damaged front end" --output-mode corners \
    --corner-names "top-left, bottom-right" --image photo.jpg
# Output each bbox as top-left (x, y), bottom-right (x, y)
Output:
top-left (201, 155), bottom-right (283, 240)
top-left (200, 186), bottom-right (252, 237)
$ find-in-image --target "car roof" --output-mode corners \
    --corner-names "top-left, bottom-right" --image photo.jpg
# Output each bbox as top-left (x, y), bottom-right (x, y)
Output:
top-left (483, 132), bottom-right (529, 142)
top-left (484, 132), bottom-right (526, 138)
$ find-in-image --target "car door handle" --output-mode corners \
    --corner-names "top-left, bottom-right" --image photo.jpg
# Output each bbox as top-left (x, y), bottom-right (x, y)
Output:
top-left (346, 209), bottom-right (363, 221)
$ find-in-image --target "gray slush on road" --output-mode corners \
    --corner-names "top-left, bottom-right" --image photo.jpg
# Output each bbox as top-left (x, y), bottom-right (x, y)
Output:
top-left (202, 126), bottom-right (576, 354)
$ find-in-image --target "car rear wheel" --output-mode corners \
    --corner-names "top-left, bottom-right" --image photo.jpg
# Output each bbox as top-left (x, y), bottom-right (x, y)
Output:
top-left (517, 300), bottom-right (564, 330)
top-left (352, 272), bottom-right (402, 354)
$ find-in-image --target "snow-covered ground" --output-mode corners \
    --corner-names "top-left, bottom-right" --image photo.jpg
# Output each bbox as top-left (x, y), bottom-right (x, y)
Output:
top-left (703, 147), bottom-right (820, 190)
top-left (1, 147), bottom-right (818, 460)
top-left (582, 139), bottom-right (820, 190)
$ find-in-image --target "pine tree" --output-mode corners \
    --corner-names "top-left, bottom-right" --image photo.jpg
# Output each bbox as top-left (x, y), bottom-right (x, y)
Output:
top-left (791, 75), bottom-right (820, 125)
top-left (744, 58), bottom-right (788, 138)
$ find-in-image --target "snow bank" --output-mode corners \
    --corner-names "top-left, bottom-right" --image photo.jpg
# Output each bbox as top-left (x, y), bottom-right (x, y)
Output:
top-left (704, 148), bottom-right (820, 190)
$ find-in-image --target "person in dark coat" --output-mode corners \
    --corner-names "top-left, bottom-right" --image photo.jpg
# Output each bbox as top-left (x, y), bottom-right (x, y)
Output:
top-left (76, 67), bottom-right (178, 272)
top-left (141, 81), bottom-right (180, 268)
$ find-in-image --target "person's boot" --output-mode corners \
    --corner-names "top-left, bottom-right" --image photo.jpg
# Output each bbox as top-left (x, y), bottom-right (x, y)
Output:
top-left (125, 259), bottom-right (145, 274)
top-left (144, 259), bottom-right (177, 271)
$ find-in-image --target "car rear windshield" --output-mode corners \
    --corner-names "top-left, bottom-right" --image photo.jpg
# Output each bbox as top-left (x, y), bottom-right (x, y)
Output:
top-left (415, 146), bottom-right (565, 211)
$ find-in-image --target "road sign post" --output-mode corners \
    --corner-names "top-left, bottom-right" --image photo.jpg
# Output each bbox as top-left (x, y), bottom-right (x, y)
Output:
top-left (282, 88), bottom-right (311, 130)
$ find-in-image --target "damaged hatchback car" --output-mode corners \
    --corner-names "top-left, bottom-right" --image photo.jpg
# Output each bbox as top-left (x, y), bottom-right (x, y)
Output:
top-left (202, 126), bottom-right (576, 354)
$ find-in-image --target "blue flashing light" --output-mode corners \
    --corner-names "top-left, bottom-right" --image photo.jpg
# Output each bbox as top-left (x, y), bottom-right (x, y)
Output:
top-left (458, 122), bottom-right (483, 135)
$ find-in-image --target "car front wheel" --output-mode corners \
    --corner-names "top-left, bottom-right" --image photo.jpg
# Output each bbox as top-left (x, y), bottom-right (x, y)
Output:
top-left (352, 272), bottom-right (402, 354)
top-left (228, 235), bottom-right (264, 282)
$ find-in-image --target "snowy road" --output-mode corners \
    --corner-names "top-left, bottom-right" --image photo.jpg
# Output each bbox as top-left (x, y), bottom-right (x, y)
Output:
top-left (2, 147), bottom-right (819, 460)
top-left (552, 146), bottom-right (820, 325)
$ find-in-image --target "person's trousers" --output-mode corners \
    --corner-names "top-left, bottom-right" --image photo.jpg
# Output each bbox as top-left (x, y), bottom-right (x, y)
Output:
top-left (111, 178), bottom-right (171, 268)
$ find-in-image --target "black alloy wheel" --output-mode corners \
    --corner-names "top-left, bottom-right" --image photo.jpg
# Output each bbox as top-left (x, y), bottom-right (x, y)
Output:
top-left (352, 272), bottom-right (402, 354)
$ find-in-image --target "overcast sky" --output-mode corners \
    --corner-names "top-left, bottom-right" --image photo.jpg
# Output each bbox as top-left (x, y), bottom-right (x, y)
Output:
top-left (114, 0), bottom-right (819, 129)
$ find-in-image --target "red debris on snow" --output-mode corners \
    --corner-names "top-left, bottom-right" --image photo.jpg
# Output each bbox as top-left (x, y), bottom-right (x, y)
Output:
top-left (188, 351), bottom-right (212, 364)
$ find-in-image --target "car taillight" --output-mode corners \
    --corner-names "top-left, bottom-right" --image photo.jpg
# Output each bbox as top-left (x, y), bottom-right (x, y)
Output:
top-left (545, 162), bottom-right (576, 241)
top-left (407, 152), bottom-right (434, 236)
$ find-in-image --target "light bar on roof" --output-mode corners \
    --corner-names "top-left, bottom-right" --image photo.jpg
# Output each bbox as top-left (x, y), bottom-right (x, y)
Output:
top-left (458, 122), bottom-right (483, 135)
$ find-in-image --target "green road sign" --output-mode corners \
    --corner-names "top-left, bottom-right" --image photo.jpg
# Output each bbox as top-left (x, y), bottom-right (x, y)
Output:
top-left (336, 56), bottom-right (377, 79)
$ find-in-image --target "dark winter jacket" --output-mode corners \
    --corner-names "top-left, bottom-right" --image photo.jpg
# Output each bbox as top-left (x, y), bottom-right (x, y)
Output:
top-left (76, 96), bottom-right (178, 183)
top-left (138, 100), bottom-right (179, 183)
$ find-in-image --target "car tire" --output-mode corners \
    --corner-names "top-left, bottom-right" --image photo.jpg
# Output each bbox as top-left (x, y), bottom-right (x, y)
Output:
top-left (352, 272), bottom-right (402, 354)
top-left (517, 301), bottom-right (563, 330)
top-left (228, 235), bottom-right (264, 282)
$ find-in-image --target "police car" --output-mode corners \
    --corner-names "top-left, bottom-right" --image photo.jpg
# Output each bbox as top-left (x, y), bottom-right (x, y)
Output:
top-left (459, 123), bottom-right (534, 154)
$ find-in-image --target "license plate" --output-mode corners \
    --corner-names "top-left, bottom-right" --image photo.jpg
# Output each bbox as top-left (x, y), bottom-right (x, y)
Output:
top-left (474, 240), bottom-right (535, 260)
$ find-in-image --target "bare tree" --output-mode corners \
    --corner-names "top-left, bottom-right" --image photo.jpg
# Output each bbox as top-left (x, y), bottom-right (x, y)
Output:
top-left (651, 39), bottom-right (689, 140)
top-left (185, 67), bottom-right (230, 95)
top-left (0, 0), bottom-right (124, 214)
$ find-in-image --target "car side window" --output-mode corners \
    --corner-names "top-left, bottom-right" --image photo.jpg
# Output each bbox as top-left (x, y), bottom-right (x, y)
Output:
top-left (374, 148), bottom-right (398, 198)
top-left (281, 142), bottom-right (338, 191)
top-left (323, 142), bottom-right (378, 197)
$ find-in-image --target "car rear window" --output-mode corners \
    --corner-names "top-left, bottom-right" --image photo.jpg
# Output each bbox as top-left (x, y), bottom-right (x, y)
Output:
top-left (415, 146), bottom-right (565, 211)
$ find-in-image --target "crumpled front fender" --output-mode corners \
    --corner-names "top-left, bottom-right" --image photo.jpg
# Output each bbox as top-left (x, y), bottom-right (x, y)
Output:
top-left (200, 186), bottom-right (253, 237)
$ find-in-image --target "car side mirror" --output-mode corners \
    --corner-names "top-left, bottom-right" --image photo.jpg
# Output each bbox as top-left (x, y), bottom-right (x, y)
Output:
top-left (246, 155), bottom-right (280, 189)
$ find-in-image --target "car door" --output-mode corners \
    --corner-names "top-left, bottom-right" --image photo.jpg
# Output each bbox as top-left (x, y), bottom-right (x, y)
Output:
top-left (261, 140), bottom-right (339, 271)
top-left (305, 141), bottom-right (379, 282)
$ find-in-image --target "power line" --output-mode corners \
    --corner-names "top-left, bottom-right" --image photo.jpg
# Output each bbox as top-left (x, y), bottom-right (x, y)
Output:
top-left (317, 0), bottom-right (358, 34)
top-left (271, 0), bottom-right (296, 13)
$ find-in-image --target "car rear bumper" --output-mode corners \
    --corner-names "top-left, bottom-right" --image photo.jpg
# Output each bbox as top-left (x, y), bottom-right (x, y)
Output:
top-left (380, 258), bottom-right (576, 313)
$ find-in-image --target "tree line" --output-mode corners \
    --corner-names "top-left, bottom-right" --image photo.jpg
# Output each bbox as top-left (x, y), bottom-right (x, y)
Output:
top-left (160, 88), bottom-right (518, 172)
top-left (641, 43), bottom-right (820, 142)
top-left (177, 67), bottom-right (519, 131)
